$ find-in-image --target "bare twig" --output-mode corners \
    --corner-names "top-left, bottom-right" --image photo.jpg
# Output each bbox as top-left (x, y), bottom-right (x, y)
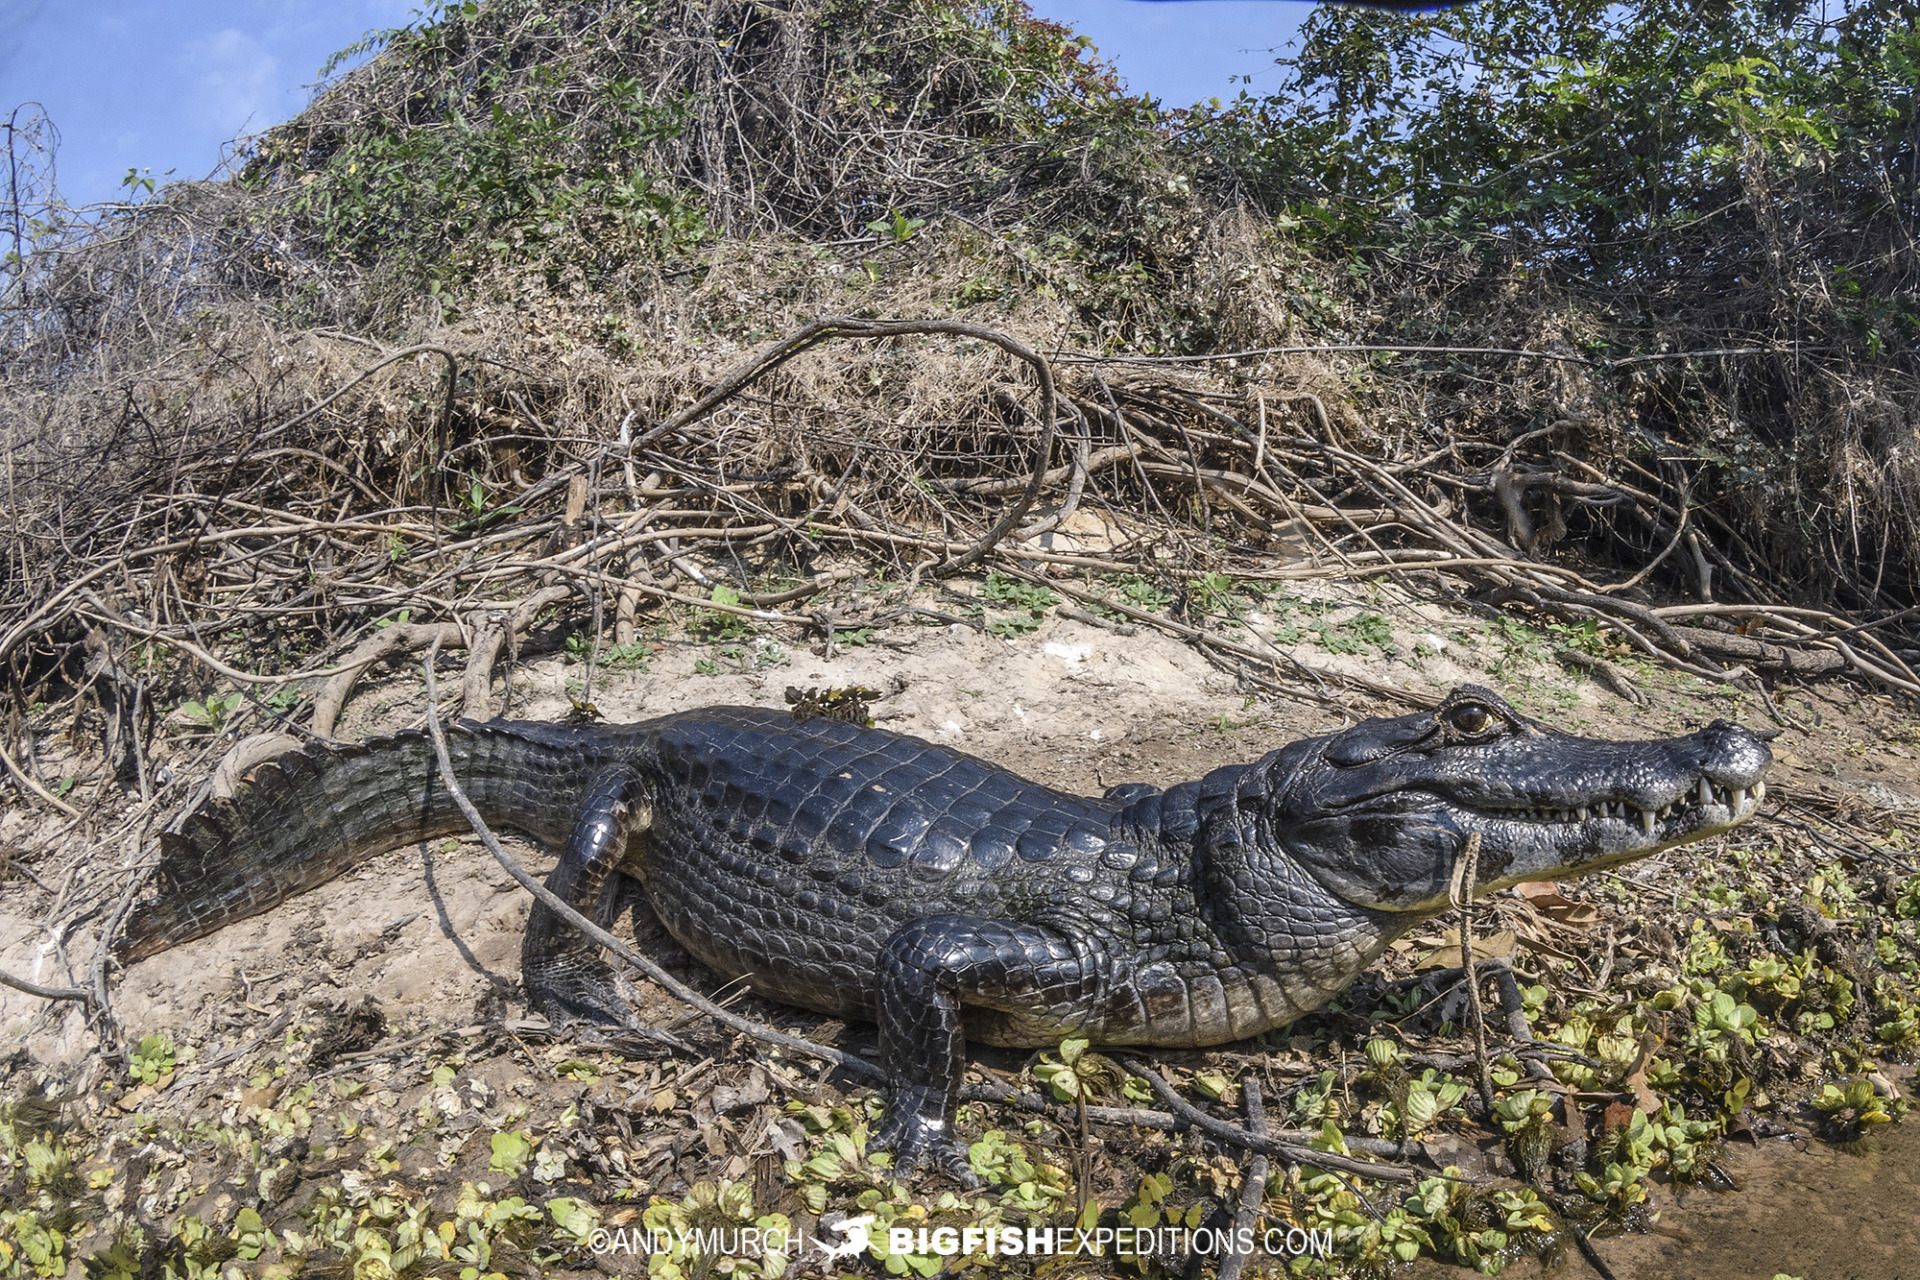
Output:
top-left (1450, 832), bottom-right (1497, 1116)
top-left (1121, 1058), bottom-right (1428, 1184)
top-left (1217, 1077), bottom-right (1271, 1280)
top-left (0, 966), bottom-right (91, 1003)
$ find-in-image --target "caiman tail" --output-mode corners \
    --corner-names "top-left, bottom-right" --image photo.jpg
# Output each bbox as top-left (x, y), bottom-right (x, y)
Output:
top-left (117, 721), bottom-right (602, 963)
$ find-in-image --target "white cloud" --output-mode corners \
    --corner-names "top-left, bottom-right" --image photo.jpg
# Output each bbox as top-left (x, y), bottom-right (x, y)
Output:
top-left (180, 26), bottom-right (279, 137)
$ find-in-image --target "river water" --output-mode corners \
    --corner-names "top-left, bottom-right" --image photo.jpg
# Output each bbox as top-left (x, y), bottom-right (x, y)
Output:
top-left (1596, 1121), bottom-right (1920, 1279)
top-left (1411, 1117), bottom-right (1920, 1279)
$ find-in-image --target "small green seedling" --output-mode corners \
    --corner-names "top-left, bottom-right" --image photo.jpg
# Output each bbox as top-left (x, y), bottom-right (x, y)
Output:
top-left (175, 691), bottom-right (243, 730)
top-left (129, 1034), bottom-right (176, 1085)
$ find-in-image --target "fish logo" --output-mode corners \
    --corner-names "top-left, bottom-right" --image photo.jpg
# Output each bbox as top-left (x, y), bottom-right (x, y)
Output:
top-left (816, 1213), bottom-right (875, 1262)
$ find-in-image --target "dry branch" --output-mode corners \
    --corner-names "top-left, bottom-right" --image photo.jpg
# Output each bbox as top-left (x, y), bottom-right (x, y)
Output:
top-left (3, 307), bottom-right (1916, 826)
top-left (309, 622), bottom-right (469, 739)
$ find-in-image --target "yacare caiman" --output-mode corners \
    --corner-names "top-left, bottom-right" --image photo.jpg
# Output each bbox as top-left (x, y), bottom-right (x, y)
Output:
top-left (117, 685), bottom-right (1769, 1179)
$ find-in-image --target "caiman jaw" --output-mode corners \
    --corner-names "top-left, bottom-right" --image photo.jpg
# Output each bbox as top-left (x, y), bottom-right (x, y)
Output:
top-left (1429, 745), bottom-right (1772, 897)
top-left (1478, 776), bottom-right (1765, 841)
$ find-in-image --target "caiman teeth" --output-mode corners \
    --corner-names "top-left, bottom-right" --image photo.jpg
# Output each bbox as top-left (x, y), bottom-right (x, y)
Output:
top-left (1509, 779), bottom-right (1766, 829)
top-left (1496, 785), bottom-right (1759, 825)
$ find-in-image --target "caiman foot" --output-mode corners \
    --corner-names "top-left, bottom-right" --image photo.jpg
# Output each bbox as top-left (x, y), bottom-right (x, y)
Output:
top-left (522, 768), bottom-right (687, 1053)
top-left (524, 953), bottom-right (688, 1054)
top-left (871, 914), bottom-right (1096, 1189)
top-left (869, 1085), bottom-right (981, 1187)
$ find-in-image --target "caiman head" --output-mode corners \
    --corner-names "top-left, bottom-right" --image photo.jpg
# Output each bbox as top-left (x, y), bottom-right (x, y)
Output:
top-left (1263, 685), bottom-right (1771, 914)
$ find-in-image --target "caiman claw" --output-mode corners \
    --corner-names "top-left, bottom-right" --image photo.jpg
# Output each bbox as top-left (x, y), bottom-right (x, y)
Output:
top-left (870, 1085), bottom-right (982, 1188)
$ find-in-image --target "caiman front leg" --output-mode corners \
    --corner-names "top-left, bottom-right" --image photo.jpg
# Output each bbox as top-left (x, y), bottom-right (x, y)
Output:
top-left (872, 914), bottom-right (1101, 1186)
top-left (523, 765), bottom-right (663, 1040)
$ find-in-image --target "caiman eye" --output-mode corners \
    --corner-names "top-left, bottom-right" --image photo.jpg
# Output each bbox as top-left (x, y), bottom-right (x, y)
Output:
top-left (1445, 702), bottom-right (1497, 735)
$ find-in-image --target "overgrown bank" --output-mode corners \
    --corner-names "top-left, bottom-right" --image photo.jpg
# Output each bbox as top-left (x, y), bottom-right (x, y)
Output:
top-left (7, 0), bottom-right (1918, 631)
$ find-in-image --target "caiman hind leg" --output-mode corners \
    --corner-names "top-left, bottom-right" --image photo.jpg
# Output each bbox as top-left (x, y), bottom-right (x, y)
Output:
top-left (522, 765), bottom-right (674, 1047)
top-left (872, 914), bottom-right (1103, 1186)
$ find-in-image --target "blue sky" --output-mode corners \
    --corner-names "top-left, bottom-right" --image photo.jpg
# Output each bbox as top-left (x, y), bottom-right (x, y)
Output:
top-left (0, 1), bottom-right (1320, 210)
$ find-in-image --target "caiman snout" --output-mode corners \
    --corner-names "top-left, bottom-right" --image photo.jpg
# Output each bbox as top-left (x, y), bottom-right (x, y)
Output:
top-left (1695, 718), bottom-right (1772, 788)
top-left (1605, 717), bottom-right (1770, 837)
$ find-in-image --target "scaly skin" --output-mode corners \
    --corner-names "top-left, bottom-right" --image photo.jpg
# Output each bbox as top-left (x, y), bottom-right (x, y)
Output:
top-left (118, 686), bottom-right (1770, 1181)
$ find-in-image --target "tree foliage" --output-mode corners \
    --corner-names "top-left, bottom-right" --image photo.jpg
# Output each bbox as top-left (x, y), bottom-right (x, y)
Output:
top-left (1181, 0), bottom-right (1920, 606)
top-left (1197, 0), bottom-right (1917, 289)
top-left (240, 0), bottom-right (1165, 297)
top-left (4, 0), bottom-right (1919, 611)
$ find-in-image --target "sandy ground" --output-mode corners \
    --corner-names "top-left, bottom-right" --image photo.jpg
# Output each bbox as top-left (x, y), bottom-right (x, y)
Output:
top-left (6, 591), bottom-right (1918, 1067)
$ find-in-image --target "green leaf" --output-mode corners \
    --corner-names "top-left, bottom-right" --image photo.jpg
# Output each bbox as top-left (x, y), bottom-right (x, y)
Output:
top-left (129, 1034), bottom-right (176, 1084)
top-left (544, 1196), bottom-right (600, 1245)
top-left (488, 1130), bottom-right (532, 1174)
top-left (1034, 1061), bottom-right (1080, 1101)
top-left (1192, 1071), bottom-right (1232, 1101)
